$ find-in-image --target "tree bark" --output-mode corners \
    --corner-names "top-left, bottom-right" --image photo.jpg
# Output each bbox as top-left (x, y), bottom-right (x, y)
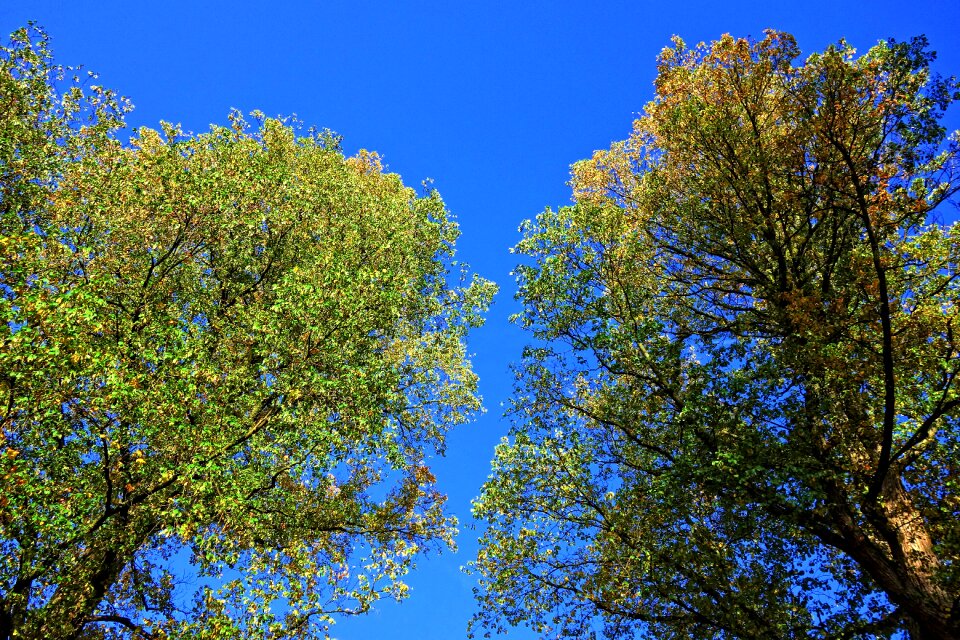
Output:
top-left (823, 474), bottom-right (957, 640)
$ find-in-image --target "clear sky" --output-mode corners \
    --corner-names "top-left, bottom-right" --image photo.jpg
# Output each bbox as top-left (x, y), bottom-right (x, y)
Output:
top-left (3, 1), bottom-right (959, 638)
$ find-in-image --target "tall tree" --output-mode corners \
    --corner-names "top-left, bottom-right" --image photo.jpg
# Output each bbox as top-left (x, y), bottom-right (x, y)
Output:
top-left (0, 26), bottom-right (494, 639)
top-left (472, 31), bottom-right (960, 639)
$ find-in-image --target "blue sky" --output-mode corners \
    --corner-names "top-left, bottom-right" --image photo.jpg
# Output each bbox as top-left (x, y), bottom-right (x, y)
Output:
top-left (3, 1), bottom-right (959, 638)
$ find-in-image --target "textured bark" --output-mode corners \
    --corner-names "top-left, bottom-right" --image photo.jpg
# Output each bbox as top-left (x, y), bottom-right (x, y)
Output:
top-left (818, 475), bottom-right (957, 640)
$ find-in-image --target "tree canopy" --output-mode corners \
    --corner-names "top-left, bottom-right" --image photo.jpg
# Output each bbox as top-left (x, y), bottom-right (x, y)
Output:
top-left (0, 26), bottom-right (494, 639)
top-left (472, 31), bottom-right (960, 639)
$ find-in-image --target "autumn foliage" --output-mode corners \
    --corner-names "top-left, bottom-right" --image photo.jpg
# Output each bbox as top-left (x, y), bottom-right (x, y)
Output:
top-left (473, 31), bottom-right (960, 639)
top-left (0, 26), bottom-right (493, 639)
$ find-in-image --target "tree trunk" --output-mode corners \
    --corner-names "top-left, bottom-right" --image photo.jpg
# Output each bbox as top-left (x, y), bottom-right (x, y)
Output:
top-left (837, 472), bottom-right (958, 640)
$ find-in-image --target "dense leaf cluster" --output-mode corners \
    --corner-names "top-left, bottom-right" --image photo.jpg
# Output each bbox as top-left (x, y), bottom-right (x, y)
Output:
top-left (473, 31), bottom-right (960, 639)
top-left (0, 26), bottom-right (494, 639)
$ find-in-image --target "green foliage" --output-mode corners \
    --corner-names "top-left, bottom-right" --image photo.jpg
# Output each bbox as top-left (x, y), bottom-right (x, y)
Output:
top-left (473, 31), bottom-right (960, 639)
top-left (0, 25), bottom-right (495, 639)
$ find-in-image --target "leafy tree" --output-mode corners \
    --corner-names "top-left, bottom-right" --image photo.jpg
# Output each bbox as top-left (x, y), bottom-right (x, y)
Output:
top-left (0, 26), bottom-right (494, 639)
top-left (472, 31), bottom-right (960, 640)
